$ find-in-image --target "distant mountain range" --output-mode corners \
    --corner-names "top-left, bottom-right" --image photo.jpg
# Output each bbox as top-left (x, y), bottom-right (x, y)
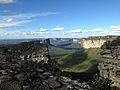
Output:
top-left (0, 36), bottom-right (119, 49)
top-left (0, 39), bottom-right (43, 44)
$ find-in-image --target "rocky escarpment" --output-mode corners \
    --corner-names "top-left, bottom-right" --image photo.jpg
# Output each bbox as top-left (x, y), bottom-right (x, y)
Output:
top-left (0, 41), bottom-right (92, 90)
top-left (98, 37), bottom-right (120, 88)
top-left (80, 36), bottom-right (118, 49)
top-left (81, 39), bottom-right (106, 49)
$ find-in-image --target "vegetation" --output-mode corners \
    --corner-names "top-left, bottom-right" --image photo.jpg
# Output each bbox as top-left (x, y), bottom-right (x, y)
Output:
top-left (89, 74), bottom-right (112, 90)
top-left (58, 48), bottom-right (87, 68)
top-left (49, 46), bottom-right (102, 73)
top-left (48, 46), bottom-right (75, 61)
top-left (66, 48), bottom-right (102, 72)
top-left (0, 41), bottom-right (45, 56)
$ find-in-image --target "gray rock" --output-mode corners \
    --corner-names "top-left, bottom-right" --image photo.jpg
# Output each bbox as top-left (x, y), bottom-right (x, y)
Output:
top-left (0, 75), bottom-right (12, 84)
top-left (33, 84), bottom-right (50, 90)
top-left (23, 85), bottom-right (31, 90)
top-left (43, 78), bottom-right (61, 89)
top-left (0, 80), bottom-right (22, 90)
top-left (0, 70), bottom-right (8, 75)
top-left (14, 73), bottom-right (25, 82)
top-left (36, 68), bottom-right (44, 73)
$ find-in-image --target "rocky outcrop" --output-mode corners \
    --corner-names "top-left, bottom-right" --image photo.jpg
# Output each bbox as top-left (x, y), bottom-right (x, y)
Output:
top-left (81, 39), bottom-right (106, 49)
top-left (98, 37), bottom-right (120, 88)
top-left (0, 41), bottom-right (92, 90)
top-left (0, 59), bottom-right (91, 90)
top-left (0, 41), bottom-right (49, 63)
top-left (80, 36), bottom-right (118, 49)
top-left (100, 43), bottom-right (120, 60)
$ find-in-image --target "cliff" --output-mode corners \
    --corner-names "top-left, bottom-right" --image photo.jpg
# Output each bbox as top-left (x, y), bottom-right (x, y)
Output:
top-left (81, 39), bottom-right (106, 48)
top-left (98, 37), bottom-right (120, 88)
top-left (80, 36), bottom-right (118, 49)
top-left (0, 41), bottom-right (92, 90)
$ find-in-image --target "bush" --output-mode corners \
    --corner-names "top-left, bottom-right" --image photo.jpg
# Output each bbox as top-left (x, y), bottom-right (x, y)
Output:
top-left (89, 74), bottom-right (112, 90)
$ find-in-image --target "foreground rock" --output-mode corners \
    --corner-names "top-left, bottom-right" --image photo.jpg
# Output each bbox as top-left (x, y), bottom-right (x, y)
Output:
top-left (0, 41), bottom-right (92, 90)
top-left (98, 37), bottom-right (120, 89)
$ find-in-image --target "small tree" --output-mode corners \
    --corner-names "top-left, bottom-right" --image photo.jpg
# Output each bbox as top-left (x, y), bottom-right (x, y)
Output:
top-left (89, 74), bottom-right (112, 90)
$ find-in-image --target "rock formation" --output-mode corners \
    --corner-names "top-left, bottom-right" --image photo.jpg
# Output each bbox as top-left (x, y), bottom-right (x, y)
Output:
top-left (81, 39), bottom-right (106, 48)
top-left (98, 37), bottom-right (120, 88)
top-left (80, 36), bottom-right (118, 49)
top-left (0, 41), bottom-right (92, 90)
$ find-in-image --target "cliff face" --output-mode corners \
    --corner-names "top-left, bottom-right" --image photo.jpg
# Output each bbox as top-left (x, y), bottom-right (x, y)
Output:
top-left (81, 39), bottom-right (106, 48)
top-left (80, 36), bottom-right (119, 49)
top-left (98, 38), bottom-right (120, 88)
top-left (0, 41), bottom-right (92, 90)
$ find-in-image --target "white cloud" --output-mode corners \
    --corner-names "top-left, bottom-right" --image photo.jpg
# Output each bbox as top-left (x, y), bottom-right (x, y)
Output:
top-left (0, 29), bottom-right (54, 38)
top-left (1, 12), bottom-right (61, 20)
top-left (0, 10), bottom-right (11, 13)
top-left (0, 0), bottom-right (16, 4)
top-left (69, 28), bottom-right (103, 33)
top-left (39, 28), bottom-right (48, 32)
top-left (62, 32), bottom-right (67, 35)
top-left (110, 25), bottom-right (120, 31)
top-left (0, 29), bottom-right (7, 36)
top-left (69, 29), bottom-right (82, 33)
top-left (6, 18), bottom-right (13, 22)
top-left (71, 33), bottom-right (78, 36)
top-left (51, 26), bottom-right (64, 31)
top-left (1, 25), bottom-right (119, 39)
top-left (100, 30), bottom-right (110, 34)
top-left (83, 28), bottom-right (104, 32)
top-left (0, 20), bottom-right (31, 27)
top-left (0, 12), bottom-right (61, 28)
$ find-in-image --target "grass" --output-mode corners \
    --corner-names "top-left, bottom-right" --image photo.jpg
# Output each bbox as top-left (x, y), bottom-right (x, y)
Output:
top-left (48, 46), bottom-right (74, 60)
top-left (58, 49), bottom-right (87, 68)
top-left (61, 43), bottom-right (81, 49)
top-left (62, 48), bottom-right (102, 72)
top-left (49, 46), bottom-right (103, 73)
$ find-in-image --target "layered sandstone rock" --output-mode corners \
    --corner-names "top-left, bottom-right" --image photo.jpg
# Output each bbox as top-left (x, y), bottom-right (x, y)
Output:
top-left (81, 39), bottom-right (106, 49)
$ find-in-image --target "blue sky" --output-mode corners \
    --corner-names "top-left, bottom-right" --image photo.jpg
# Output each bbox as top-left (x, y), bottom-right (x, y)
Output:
top-left (0, 0), bottom-right (120, 39)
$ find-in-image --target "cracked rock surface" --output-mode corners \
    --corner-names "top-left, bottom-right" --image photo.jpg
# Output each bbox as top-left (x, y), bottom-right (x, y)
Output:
top-left (0, 41), bottom-right (92, 90)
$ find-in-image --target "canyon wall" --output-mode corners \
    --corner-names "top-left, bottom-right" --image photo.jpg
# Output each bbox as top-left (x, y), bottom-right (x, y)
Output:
top-left (80, 39), bottom-right (106, 48)
top-left (80, 36), bottom-right (118, 49)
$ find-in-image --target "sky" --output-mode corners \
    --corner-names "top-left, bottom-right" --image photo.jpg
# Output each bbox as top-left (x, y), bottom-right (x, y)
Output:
top-left (0, 0), bottom-right (120, 39)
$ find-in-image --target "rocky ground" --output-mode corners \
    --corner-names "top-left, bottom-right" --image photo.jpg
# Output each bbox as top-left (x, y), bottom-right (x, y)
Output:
top-left (0, 41), bottom-right (92, 90)
top-left (99, 37), bottom-right (120, 89)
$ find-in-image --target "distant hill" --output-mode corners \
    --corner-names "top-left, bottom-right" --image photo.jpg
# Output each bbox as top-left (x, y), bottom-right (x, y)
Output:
top-left (0, 39), bottom-right (44, 44)
top-left (50, 38), bottom-right (73, 46)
